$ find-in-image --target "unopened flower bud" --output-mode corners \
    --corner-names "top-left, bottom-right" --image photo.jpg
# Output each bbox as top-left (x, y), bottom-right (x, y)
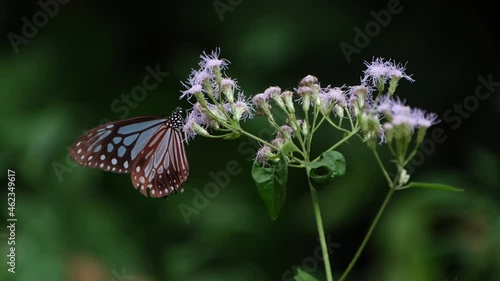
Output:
top-left (221, 78), bottom-right (236, 103)
top-left (278, 125), bottom-right (294, 139)
top-left (192, 122), bottom-right (210, 137)
top-left (299, 75), bottom-right (318, 87)
top-left (297, 86), bottom-right (313, 113)
top-left (271, 137), bottom-right (285, 149)
top-left (360, 113), bottom-right (381, 141)
top-left (398, 169), bottom-right (410, 186)
top-left (264, 86), bottom-right (286, 111)
top-left (281, 91), bottom-right (295, 113)
top-left (301, 120), bottom-right (308, 137)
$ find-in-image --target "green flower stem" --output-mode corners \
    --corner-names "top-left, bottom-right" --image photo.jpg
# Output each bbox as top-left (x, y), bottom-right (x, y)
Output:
top-left (289, 116), bottom-right (308, 155)
top-left (370, 148), bottom-right (392, 187)
top-left (307, 106), bottom-right (319, 155)
top-left (203, 133), bottom-right (239, 139)
top-left (345, 106), bottom-right (355, 130)
top-left (312, 116), bottom-right (326, 135)
top-left (307, 171), bottom-right (334, 281)
top-left (288, 163), bottom-right (305, 168)
top-left (236, 129), bottom-right (303, 163)
top-left (388, 143), bottom-right (397, 158)
top-left (312, 128), bottom-right (360, 163)
top-left (402, 143), bottom-right (420, 166)
top-left (325, 117), bottom-right (352, 135)
top-left (338, 188), bottom-right (395, 281)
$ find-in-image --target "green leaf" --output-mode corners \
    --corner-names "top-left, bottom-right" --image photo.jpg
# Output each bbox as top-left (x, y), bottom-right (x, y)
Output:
top-left (281, 140), bottom-right (300, 154)
top-left (306, 151), bottom-right (346, 187)
top-left (294, 268), bottom-right (319, 281)
top-left (405, 182), bottom-right (464, 192)
top-left (251, 153), bottom-right (288, 221)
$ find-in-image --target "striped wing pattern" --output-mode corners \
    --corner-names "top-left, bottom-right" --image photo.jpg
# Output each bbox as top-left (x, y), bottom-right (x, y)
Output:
top-left (131, 125), bottom-right (189, 198)
top-left (69, 110), bottom-right (188, 198)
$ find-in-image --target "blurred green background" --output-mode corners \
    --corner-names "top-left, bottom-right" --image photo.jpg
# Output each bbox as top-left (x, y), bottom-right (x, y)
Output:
top-left (1, 0), bottom-right (499, 280)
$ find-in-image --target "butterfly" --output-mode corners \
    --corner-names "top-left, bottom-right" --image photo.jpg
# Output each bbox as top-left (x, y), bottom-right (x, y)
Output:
top-left (69, 107), bottom-right (189, 198)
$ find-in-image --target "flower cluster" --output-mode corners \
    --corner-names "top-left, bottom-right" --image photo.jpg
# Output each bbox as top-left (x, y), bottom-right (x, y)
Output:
top-left (176, 52), bottom-right (455, 279)
top-left (180, 51), bottom-right (438, 169)
top-left (377, 95), bottom-right (438, 144)
top-left (181, 49), bottom-right (254, 140)
top-left (362, 57), bottom-right (414, 94)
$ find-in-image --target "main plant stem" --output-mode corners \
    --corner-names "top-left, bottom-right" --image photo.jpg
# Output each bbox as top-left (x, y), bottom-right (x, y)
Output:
top-left (308, 171), bottom-right (334, 281)
top-left (338, 188), bottom-right (394, 281)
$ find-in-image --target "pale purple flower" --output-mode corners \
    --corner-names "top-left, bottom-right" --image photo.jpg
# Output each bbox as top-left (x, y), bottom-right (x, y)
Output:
top-left (264, 86), bottom-right (281, 98)
top-left (296, 86), bottom-right (314, 111)
top-left (320, 86), bottom-right (347, 107)
top-left (265, 86), bottom-right (285, 109)
top-left (362, 57), bottom-right (414, 87)
top-left (280, 90), bottom-right (295, 113)
top-left (412, 108), bottom-right (438, 128)
top-left (252, 93), bottom-right (270, 106)
top-left (220, 78), bottom-right (237, 90)
top-left (376, 95), bottom-right (439, 129)
top-left (190, 70), bottom-right (213, 85)
top-left (362, 57), bottom-right (390, 87)
top-left (256, 145), bottom-right (274, 166)
top-left (296, 86), bottom-right (313, 97)
top-left (299, 75), bottom-right (318, 86)
top-left (233, 93), bottom-right (254, 121)
top-left (271, 137), bottom-right (285, 149)
top-left (348, 84), bottom-right (373, 114)
top-left (183, 108), bottom-right (211, 140)
top-left (189, 102), bottom-right (211, 126)
top-left (180, 69), bottom-right (213, 100)
top-left (386, 60), bottom-right (414, 82)
top-left (180, 84), bottom-right (203, 100)
top-left (278, 125), bottom-right (294, 139)
top-left (220, 78), bottom-right (238, 103)
top-left (183, 115), bottom-right (197, 140)
top-left (199, 49), bottom-right (229, 73)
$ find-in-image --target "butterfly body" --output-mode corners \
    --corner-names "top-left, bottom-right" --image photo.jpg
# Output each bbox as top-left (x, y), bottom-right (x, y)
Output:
top-left (69, 108), bottom-right (189, 198)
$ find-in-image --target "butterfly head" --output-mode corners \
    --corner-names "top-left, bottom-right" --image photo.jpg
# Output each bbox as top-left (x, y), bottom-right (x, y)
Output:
top-left (169, 107), bottom-right (185, 130)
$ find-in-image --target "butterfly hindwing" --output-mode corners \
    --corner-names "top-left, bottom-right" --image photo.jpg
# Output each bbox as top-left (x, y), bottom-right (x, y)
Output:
top-left (130, 124), bottom-right (189, 198)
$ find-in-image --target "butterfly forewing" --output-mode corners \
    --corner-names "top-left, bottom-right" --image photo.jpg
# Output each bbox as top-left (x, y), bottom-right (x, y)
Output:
top-left (69, 116), bottom-right (167, 174)
top-left (130, 125), bottom-right (189, 198)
